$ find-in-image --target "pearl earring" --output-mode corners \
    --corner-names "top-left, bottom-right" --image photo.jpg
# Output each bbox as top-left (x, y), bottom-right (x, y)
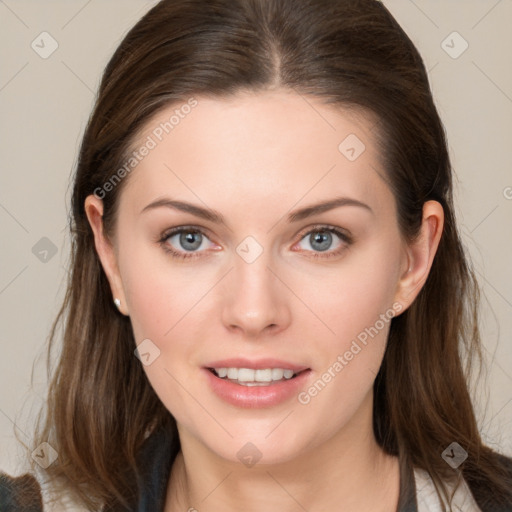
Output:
top-left (114, 298), bottom-right (121, 310)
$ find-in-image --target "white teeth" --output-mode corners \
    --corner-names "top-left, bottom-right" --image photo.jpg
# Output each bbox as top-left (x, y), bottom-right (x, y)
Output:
top-left (213, 367), bottom-right (298, 383)
top-left (255, 369), bottom-right (272, 382)
top-left (283, 369), bottom-right (294, 379)
top-left (238, 368), bottom-right (255, 382)
top-left (271, 368), bottom-right (284, 380)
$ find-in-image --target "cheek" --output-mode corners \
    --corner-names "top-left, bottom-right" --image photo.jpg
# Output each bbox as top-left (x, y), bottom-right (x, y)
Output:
top-left (118, 240), bottom-right (217, 389)
top-left (294, 237), bottom-right (403, 423)
top-left (123, 267), bottom-right (173, 344)
top-left (120, 238), bottom-right (207, 342)
top-left (119, 249), bottom-right (205, 419)
top-left (294, 237), bottom-right (403, 412)
top-left (303, 242), bottom-right (402, 348)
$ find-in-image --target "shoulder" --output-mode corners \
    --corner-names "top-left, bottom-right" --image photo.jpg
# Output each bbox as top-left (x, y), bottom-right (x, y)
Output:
top-left (0, 471), bottom-right (43, 511)
top-left (414, 467), bottom-right (482, 512)
top-left (0, 428), bottom-right (177, 512)
top-left (0, 470), bottom-right (89, 512)
top-left (413, 453), bottom-right (512, 512)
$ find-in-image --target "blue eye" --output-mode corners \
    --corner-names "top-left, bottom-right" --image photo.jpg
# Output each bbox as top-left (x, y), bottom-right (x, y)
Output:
top-left (296, 226), bottom-right (352, 258)
top-left (172, 230), bottom-right (204, 251)
top-left (159, 227), bottom-right (213, 259)
top-left (304, 230), bottom-right (334, 251)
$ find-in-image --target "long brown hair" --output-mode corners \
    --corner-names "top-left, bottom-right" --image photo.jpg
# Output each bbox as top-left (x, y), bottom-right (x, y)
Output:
top-left (27, 0), bottom-right (512, 509)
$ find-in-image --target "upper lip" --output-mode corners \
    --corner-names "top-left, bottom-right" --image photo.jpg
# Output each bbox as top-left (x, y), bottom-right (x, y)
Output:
top-left (204, 358), bottom-right (310, 372)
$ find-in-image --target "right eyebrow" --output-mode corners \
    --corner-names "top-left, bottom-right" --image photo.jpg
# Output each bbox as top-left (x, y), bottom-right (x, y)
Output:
top-left (140, 198), bottom-right (227, 226)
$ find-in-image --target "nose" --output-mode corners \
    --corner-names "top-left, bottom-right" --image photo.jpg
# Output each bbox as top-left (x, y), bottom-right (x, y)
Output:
top-left (221, 249), bottom-right (291, 338)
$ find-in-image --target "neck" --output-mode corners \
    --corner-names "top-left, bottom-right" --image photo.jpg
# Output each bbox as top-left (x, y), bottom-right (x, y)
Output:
top-left (165, 392), bottom-right (400, 512)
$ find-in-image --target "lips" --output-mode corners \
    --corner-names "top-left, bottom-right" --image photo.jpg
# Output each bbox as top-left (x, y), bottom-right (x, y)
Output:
top-left (203, 366), bottom-right (312, 408)
top-left (204, 358), bottom-right (310, 373)
top-left (202, 357), bottom-right (312, 408)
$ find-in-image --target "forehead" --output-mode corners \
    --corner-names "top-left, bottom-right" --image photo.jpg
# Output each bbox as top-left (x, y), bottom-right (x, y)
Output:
top-left (120, 89), bottom-right (390, 217)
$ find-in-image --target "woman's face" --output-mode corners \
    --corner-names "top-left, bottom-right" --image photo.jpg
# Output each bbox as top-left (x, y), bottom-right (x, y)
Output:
top-left (96, 90), bottom-right (415, 464)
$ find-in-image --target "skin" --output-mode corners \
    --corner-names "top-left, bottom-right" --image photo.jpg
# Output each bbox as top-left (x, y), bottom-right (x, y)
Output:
top-left (85, 89), bottom-right (443, 512)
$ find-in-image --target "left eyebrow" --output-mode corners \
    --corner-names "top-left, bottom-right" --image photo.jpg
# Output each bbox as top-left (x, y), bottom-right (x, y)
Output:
top-left (287, 196), bottom-right (374, 222)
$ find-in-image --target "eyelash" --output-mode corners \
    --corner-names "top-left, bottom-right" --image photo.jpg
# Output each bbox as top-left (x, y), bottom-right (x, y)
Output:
top-left (157, 224), bottom-right (353, 261)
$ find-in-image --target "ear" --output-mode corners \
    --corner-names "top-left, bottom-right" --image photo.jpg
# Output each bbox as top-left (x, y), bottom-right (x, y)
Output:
top-left (84, 194), bottom-right (129, 316)
top-left (393, 200), bottom-right (444, 313)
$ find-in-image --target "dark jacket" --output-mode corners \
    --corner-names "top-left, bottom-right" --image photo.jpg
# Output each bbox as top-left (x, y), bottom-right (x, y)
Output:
top-left (1, 428), bottom-right (512, 511)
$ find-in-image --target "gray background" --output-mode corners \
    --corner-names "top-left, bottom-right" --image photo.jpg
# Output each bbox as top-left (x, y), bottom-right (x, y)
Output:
top-left (1, 0), bottom-right (511, 476)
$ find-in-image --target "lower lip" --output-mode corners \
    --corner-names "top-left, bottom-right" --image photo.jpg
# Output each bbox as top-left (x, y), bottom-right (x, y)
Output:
top-left (203, 368), bottom-right (312, 408)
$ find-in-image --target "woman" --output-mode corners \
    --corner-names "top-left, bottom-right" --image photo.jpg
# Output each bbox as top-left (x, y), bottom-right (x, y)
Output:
top-left (1, 0), bottom-right (511, 510)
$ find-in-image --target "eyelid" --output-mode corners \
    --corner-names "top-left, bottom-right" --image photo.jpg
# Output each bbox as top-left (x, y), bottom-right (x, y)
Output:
top-left (294, 223), bottom-right (353, 244)
top-left (159, 224), bottom-right (215, 242)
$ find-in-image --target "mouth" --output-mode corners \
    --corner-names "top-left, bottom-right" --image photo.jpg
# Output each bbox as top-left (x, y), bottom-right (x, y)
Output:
top-left (203, 363), bottom-right (313, 408)
top-left (206, 367), bottom-right (309, 386)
